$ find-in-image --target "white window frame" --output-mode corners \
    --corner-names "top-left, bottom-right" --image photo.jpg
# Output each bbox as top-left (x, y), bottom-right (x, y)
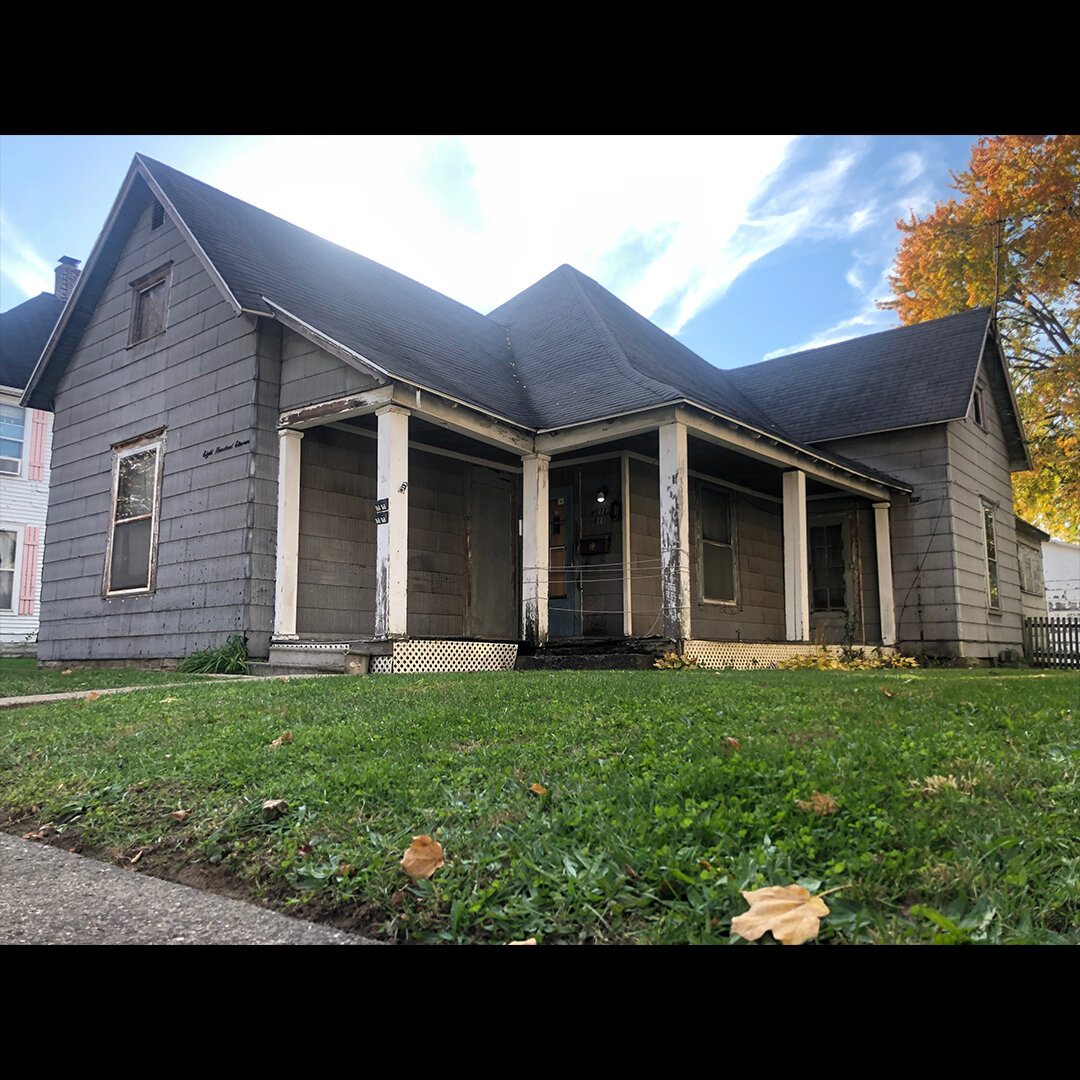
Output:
top-left (104, 432), bottom-right (166, 596)
top-left (0, 527), bottom-right (19, 611)
top-left (698, 482), bottom-right (738, 605)
top-left (971, 385), bottom-right (987, 430)
top-left (0, 402), bottom-right (26, 477)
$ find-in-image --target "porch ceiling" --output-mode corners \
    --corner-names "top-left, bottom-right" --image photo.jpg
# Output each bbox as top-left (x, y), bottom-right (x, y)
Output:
top-left (339, 413), bottom-right (523, 469)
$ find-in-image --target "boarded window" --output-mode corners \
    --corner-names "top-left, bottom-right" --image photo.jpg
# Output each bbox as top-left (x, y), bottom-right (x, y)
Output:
top-left (983, 504), bottom-right (1000, 609)
top-left (129, 264), bottom-right (171, 345)
top-left (106, 436), bottom-right (164, 594)
top-left (0, 530), bottom-right (14, 609)
top-left (0, 405), bottom-right (25, 475)
top-left (701, 486), bottom-right (735, 603)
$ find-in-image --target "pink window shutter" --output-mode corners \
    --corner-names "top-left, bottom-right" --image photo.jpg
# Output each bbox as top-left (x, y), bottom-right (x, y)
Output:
top-left (18, 526), bottom-right (40, 615)
top-left (28, 410), bottom-right (48, 481)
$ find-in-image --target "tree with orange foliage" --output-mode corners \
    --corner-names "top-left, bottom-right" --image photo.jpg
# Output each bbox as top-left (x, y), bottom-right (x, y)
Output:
top-left (884, 135), bottom-right (1079, 541)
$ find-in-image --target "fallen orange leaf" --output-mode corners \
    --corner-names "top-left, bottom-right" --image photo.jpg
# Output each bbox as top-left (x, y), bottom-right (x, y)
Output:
top-left (269, 731), bottom-right (293, 748)
top-left (61, 669), bottom-right (72, 675)
top-left (400, 835), bottom-right (444, 879)
top-left (796, 791), bottom-right (840, 816)
top-left (731, 884), bottom-right (831, 945)
top-left (170, 810), bottom-right (189, 823)
top-left (84, 691), bottom-right (99, 701)
top-left (509, 938), bottom-right (537, 945)
top-left (530, 782), bottom-right (548, 795)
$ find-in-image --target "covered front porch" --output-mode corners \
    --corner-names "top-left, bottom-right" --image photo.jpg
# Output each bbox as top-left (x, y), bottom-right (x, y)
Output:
top-left (268, 382), bottom-right (907, 672)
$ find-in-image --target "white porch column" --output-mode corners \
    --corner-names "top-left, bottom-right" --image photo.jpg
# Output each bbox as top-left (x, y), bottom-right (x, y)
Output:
top-left (521, 452), bottom-right (550, 644)
top-left (659, 421), bottom-right (691, 642)
top-left (274, 428), bottom-right (304, 638)
top-left (874, 501), bottom-right (897, 646)
top-left (783, 469), bottom-right (810, 642)
top-left (375, 405), bottom-right (410, 639)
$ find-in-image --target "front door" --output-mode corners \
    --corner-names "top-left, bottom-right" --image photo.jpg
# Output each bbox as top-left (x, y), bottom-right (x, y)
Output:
top-left (808, 514), bottom-right (858, 643)
top-left (549, 486), bottom-right (581, 637)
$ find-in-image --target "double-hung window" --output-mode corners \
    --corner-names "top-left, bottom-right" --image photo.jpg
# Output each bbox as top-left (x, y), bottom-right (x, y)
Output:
top-left (0, 405), bottom-right (25, 475)
top-left (0, 529), bottom-right (15, 609)
top-left (105, 434), bottom-right (165, 594)
top-left (700, 484), bottom-right (736, 603)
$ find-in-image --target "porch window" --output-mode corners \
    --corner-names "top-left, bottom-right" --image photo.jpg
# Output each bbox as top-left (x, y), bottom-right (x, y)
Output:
top-left (982, 503), bottom-right (1000, 610)
top-left (700, 485), bottom-right (735, 603)
top-left (809, 523), bottom-right (846, 611)
top-left (105, 434), bottom-right (165, 594)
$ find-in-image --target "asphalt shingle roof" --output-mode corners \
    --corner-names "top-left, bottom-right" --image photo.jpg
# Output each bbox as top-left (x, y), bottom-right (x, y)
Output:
top-left (726, 308), bottom-right (993, 444)
top-left (140, 157), bottom-right (537, 426)
top-left (0, 292), bottom-right (65, 390)
top-left (487, 265), bottom-right (784, 432)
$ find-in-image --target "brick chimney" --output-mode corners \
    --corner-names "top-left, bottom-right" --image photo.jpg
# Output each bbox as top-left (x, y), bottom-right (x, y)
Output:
top-left (55, 256), bottom-right (81, 301)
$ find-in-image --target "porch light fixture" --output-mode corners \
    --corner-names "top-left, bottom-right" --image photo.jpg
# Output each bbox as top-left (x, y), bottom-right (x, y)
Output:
top-left (595, 486), bottom-right (609, 504)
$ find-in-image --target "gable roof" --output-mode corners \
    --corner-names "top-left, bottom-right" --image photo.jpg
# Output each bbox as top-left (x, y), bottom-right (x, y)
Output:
top-left (0, 292), bottom-right (65, 391)
top-left (726, 308), bottom-right (995, 444)
top-left (24, 155), bottom-right (534, 425)
top-left (487, 264), bottom-right (783, 433)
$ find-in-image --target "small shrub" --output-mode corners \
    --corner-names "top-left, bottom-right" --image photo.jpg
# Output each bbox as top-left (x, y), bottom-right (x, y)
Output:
top-left (177, 635), bottom-right (250, 675)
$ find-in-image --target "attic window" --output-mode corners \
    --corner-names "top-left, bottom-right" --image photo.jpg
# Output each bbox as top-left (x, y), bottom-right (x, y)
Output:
top-left (151, 199), bottom-right (165, 229)
top-left (972, 388), bottom-right (985, 428)
top-left (128, 263), bottom-right (172, 346)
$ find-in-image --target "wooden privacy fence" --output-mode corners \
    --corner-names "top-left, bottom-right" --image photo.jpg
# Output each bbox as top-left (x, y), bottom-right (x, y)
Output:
top-left (1024, 617), bottom-right (1080, 669)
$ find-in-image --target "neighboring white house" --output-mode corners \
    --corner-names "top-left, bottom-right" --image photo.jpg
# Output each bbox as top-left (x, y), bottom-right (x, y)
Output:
top-left (1044, 537), bottom-right (1080, 616)
top-left (0, 258), bottom-right (78, 654)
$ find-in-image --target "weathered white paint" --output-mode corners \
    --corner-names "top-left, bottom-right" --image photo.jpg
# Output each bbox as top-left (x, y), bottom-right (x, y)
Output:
top-left (783, 469), bottom-right (810, 642)
top-left (521, 453), bottom-right (550, 644)
top-left (873, 502), bottom-right (897, 646)
top-left (375, 405), bottom-right (410, 639)
top-left (621, 452), bottom-right (633, 637)
top-left (391, 384), bottom-right (534, 456)
top-left (659, 421), bottom-right (690, 641)
top-left (279, 385), bottom-right (395, 429)
top-left (274, 428), bottom-right (304, 637)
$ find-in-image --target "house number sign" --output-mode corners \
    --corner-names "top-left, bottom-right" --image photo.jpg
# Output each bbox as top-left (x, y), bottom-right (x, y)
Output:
top-left (374, 498), bottom-right (389, 524)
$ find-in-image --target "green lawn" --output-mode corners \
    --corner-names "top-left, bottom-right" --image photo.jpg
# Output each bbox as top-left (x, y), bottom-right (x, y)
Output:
top-left (1, 667), bottom-right (1076, 944)
top-left (0, 657), bottom-right (228, 697)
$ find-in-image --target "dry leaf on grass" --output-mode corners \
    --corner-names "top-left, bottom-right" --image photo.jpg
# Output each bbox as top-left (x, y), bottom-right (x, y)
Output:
top-left (61, 669), bottom-right (72, 675)
top-left (724, 737), bottom-right (740, 751)
top-left (158, 697), bottom-right (178, 704)
top-left (170, 810), bottom-right (189, 823)
top-left (84, 691), bottom-right (99, 701)
top-left (731, 884), bottom-right (833, 945)
top-left (261, 798), bottom-right (288, 819)
top-left (269, 731), bottom-right (293, 749)
top-left (509, 938), bottom-right (537, 945)
top-left (796, 791), bottom-right (840, 816)
top-left (530, 782), bottom-right (548, 795)
top-left (400, 835), bottom-right (444, 879)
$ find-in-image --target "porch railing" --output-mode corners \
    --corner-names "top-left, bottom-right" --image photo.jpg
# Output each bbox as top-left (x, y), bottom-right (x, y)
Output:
top-left (1024, 616), bottom-right (1080, 669)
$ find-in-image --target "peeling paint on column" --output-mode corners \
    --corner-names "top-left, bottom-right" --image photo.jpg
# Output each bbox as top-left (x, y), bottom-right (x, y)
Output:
top-left (659, 422), bottom-right (690, 642)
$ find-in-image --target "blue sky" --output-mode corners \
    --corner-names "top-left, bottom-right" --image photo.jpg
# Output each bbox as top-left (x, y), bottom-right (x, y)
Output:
top-left (0, 134), bottom-right (979, 370)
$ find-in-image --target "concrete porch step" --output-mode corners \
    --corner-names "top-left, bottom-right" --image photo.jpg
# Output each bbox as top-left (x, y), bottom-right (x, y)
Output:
top-left (261, 640), bottom-right (383, 676)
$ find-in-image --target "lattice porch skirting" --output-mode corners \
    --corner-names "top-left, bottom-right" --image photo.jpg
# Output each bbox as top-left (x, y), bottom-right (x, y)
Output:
top-left (683, 640), bottom-right (894, 670)
top-left (370, 640), bottom-right (518, 674)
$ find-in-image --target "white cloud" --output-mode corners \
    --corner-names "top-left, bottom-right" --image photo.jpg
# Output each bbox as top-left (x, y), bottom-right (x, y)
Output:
top-left (891, 151), bottom-right (925, 185)
top-left (205, 135), bottom-right (850, 334)
top-left (762, 306), bottom-right (899, 359)
top-left (0, 212), bottom-right (54, 299)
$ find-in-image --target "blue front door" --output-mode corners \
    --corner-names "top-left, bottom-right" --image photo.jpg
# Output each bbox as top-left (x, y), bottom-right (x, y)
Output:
top-left (549, 486), bottom-right (581, 637)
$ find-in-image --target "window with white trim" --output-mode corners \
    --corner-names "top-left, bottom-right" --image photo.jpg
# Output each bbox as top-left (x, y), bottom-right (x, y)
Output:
top-left (0, 529), bottom-right (15, 609)
top-left (982, 502), bottom-right (1000, 610)
top-left (128, 263), bottom-right (172, 346)
top-left (0, 404), bottom-right (25, 475)
top-left (700, 484), bottom-right (736, 603)
top-left (105, 434), bottom-right (165, 594)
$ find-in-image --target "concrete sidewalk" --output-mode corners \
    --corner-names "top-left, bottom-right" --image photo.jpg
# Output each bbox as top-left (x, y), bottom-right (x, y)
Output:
top-left (0, 833), bottom-right (380, 945)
